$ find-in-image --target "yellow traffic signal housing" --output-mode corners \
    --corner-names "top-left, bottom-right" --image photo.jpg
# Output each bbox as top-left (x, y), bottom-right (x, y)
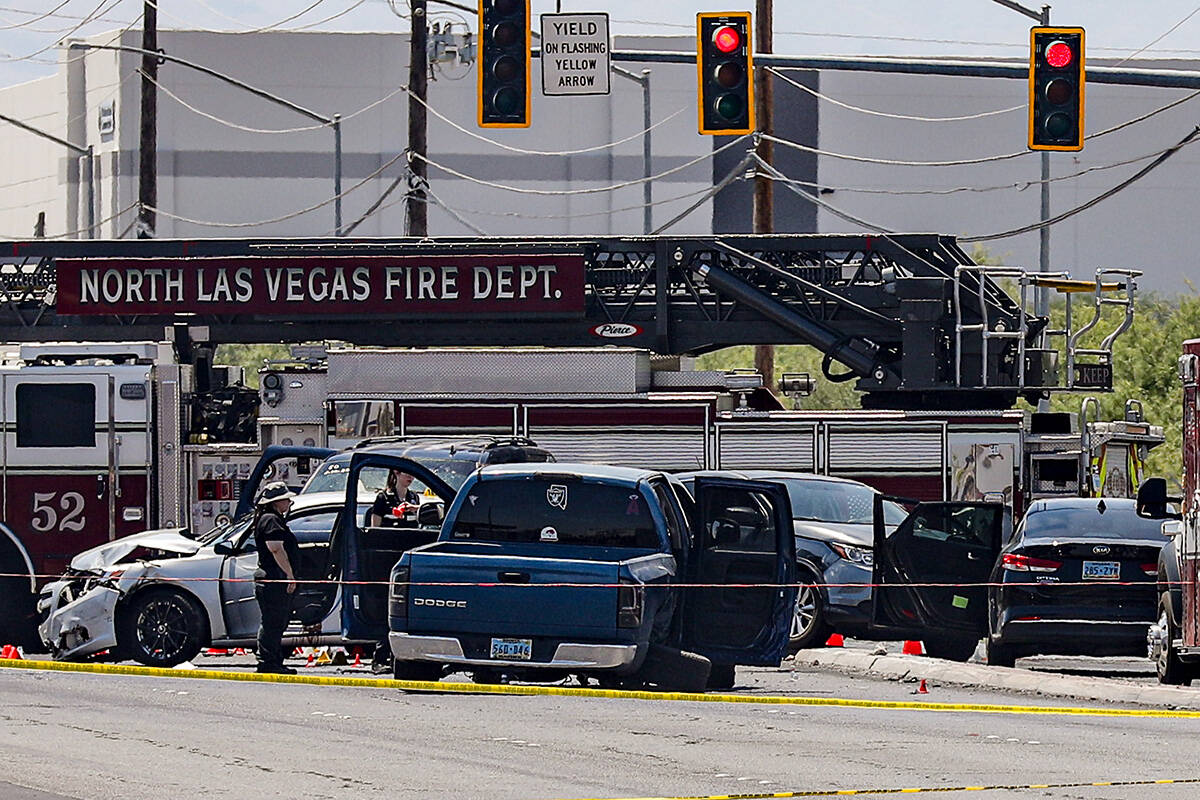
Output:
top-left (696, 12), bottom-right (755, 136)
top-left (478, 0), bottom-right (532, 128)
top-left (1029, 26), bottom-right (1085, 151)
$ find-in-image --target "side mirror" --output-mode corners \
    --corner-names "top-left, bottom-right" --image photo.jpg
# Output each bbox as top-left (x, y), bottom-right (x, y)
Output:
top-left (1162, 519), bottom-right (1183, 538)
top-left (213, 541), bottom-right (235, 556)
top-left (417, 501), bottom-right (445, 527)
top-left (1136, 477), bottom-right (1180, 519)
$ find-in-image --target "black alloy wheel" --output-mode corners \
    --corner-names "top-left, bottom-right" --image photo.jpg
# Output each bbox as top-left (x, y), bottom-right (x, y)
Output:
top-left (120, 590), bottom-right (206, 668)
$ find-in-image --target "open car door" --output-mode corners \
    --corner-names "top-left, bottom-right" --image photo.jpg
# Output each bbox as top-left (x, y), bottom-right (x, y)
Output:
top-left (872, 499), bottom-right (1004, 640)
top-left (681, 477), bottom-right (796, 667)
top-left (233, 445), bottom-right (335, 519)
top-left (339, 453), bottom-right (457, 642)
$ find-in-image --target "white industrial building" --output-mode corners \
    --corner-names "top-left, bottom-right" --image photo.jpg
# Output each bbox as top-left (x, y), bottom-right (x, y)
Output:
top-left (0, 27), bottom-right (1196, 293)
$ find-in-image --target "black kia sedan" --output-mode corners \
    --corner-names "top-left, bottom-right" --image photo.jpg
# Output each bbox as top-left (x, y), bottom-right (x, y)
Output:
top-left (985, 497), bottom-right (1168, 667)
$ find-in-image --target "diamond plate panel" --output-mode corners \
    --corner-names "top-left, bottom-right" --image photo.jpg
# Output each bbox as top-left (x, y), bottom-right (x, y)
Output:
top-left (327, 348), bottom-right (650, 399)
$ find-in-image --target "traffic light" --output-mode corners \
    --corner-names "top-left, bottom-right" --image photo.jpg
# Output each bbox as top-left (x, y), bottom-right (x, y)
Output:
top-left (696, 12), bottom-right (755, 136)
top-left (478, 0), bottom-right (530, 128)
top-left (1029, 27), bottom-right (1085, 151)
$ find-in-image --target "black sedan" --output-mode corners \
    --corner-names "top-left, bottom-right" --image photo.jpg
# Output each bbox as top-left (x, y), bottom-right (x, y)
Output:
top-left (985, 497), bottom-right (1168, 667)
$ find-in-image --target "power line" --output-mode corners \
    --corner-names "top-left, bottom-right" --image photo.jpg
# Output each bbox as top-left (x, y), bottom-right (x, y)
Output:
top-left (1113, 4), bottom-right (1200, 66)
top-left (0, 0), bottom-right (122, 63)
top-left (769, 67), bottom-right (1022, 122)
top-left (414, 135), bottom-right (750, 196)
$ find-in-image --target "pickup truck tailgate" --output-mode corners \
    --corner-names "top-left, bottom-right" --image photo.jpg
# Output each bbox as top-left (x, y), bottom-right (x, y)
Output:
top-left (406, 549), bottom-right (620, 638)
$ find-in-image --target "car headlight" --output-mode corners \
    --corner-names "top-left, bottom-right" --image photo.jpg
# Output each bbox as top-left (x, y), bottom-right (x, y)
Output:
top-left (830, 543), bottom-right (874, 566)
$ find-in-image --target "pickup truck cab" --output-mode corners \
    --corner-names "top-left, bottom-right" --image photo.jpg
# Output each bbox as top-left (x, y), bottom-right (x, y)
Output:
top-left (363, 460), bottom-right (796, 692)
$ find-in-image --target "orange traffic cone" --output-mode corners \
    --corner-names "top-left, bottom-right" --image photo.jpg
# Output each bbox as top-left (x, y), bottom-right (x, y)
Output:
top-left (305, 651), bottom-right (315, 668)
top-left (0, 644), bottom-right (21, 660)
top-left (352, 650), bottom-right (363, 669)
top-left (233, 648), bottom-right (248, 656)
top-left (902, 640), bottom-right (924, 655)
top-left (917, 679), bottom-right (929, 693)
top-left (825, 633), bottom-right (844, 647)
top-left (205, 648), bottom-right (230, 656)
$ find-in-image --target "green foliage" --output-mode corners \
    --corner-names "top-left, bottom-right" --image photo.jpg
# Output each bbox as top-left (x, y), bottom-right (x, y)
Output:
top-left (213, 343), bottom-right (291, 387)
top-left (696, 345), bottom-right (861, 409)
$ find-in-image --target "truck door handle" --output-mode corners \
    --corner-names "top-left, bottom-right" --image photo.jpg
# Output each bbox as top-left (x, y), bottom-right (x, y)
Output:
top-left (498, 571), bottom-right (530, 584)
top-left (966, 551), bottom-right (985, 561)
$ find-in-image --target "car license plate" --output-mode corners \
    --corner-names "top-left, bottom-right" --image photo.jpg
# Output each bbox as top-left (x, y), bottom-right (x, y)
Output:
top-left (1082, 560), bottom-right (1120, 579)
top-left (490, 637), bottom-right (532, 661)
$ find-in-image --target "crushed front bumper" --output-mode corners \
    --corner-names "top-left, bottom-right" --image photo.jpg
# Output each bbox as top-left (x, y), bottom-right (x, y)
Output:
top-left (389, 632), bottom-right (638, 670)
top-left (37, 580), bottom-right (121, 660)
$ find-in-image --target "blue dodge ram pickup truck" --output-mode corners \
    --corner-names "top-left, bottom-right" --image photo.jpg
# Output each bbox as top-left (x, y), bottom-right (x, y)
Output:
top-left (346, 457), bottom-right (796, 692)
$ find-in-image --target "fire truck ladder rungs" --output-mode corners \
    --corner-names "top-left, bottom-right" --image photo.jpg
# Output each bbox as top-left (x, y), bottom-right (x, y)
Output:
top-left (953, 265), bottom-right (1047, 389)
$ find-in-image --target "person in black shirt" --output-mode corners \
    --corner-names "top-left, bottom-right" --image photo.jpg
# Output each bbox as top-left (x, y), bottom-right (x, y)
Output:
top-left (369, 469), bottom-right (421, 528)
top-left (253, 481), bottom-right (300, 675)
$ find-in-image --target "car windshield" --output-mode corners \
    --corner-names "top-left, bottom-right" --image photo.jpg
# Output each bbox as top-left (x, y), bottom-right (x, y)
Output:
top-left (1022, 504), bottom-right (1169, 541)
top-left (201, 515), bottom-right (253, 546)
top-left (780, 479), bottom-right (908, 525)
top-left (302, 461), bottom-right (390, 495)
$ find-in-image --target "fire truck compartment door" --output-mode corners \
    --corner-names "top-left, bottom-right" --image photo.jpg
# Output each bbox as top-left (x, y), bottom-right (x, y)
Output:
top-left (2, 374), bottom-right (119, 569)
top-left (234, 445), bottom-right (335, 519)
top-left (872, 501), bottom-right (1003, 637)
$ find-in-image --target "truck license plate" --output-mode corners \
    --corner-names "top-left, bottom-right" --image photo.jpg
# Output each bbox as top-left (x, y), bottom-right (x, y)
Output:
top-left (1082, 560), bottom-right (1120, 579)
top-left (490, 637), bottom-right (532, 660)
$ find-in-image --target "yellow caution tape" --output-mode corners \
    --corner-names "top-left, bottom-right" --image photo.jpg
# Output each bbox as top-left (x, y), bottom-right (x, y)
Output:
top-left (2, 657), bottom-right (1199, 719)
top-left (565, 776), bottom-right (1200, 799)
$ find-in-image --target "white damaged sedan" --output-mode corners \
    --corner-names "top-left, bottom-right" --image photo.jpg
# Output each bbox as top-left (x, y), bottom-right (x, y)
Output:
top-left (38, 494), bottom-right (358, 667)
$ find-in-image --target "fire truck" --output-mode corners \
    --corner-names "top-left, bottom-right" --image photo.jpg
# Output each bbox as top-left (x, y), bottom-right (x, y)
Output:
top-left (1139, 339), bottom-right (1200, 685)
top-left (0, 233), bottom-right (1161, 647)
top-left (0, 340), bottom-right (329, 647)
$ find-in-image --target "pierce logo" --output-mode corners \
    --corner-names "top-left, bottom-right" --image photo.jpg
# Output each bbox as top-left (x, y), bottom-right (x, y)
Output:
top-left (591, 323), bottom-right (642, 339)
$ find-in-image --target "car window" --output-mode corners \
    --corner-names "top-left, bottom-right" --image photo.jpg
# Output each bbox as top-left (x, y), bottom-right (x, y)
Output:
top-left (782, 479), bottom-right (904, 525)
top-left (1021, 504), bottom-right (1168, 541)
top-left (452, 478), bottom-right (661, 548)
top-left (650, 480), bottom-right (687, 552)
top-left (302, 461), bottom-right (391, 495)
top-left (910, 505), bottom-right (996, 548)
top-left (698, 484), bottom-right (781, 553)
top-left (203, 515), bottom-right (253, 546)
top-left (289, 511), bottom-right (341, 545)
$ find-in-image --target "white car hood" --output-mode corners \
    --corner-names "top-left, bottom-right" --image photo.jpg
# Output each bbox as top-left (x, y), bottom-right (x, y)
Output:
top-left (70, 528), bottom-right (201, 572)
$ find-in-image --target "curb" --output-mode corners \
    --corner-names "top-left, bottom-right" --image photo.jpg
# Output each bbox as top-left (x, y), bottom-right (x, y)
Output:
top-left (794, 649), bottom-right (1200, 710)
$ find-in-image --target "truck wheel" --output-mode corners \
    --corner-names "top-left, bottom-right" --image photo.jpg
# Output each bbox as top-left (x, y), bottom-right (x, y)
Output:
top-left (1155, 593), bottom-right (1197, 686)
top-left (985, 637), bottom-right (1017, 668)
top-left (706, 663), bottom-right (736, 690)
top-left (787, 573), bottom-right (831, 653)
top-left (119, 590), bottom-right (207, 668)
top-left (923, 636), bottom-right (979, 663)
top-left (392, 659), bottom-right (443, 682)
top-left (637, 644), bottom-right (711, 694)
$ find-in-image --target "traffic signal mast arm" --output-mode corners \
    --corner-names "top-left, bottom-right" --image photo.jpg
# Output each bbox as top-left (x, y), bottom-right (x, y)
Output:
top-left (0, 233), bottom-right (1139, 410)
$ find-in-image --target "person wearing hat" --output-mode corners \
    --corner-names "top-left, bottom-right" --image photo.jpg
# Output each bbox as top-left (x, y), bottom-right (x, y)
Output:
top-left (253, 481), bottom-right (300, 675)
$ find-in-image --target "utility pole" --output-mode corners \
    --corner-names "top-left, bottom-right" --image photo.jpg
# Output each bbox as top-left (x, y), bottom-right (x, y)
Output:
top-left (137, 0), bottom-right (157, 238)
top-left (753, 0), bottom-right (775, 392)
top-left (406, 0), bottom-right (429, 237)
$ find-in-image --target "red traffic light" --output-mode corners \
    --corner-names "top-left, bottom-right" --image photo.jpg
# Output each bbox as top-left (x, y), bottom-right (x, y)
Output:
top-left (1044, 40), bottom-right (1073, 68)
top-left (713, 25), bottom-right (741, 53)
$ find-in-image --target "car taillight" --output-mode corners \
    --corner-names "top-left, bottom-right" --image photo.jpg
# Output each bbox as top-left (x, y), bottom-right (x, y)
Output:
top-left (1141, 563), bottom-right (1159, 577)
top-left (1001, 553), bottom-right (1062, 573)
top-left (391, 565), bottom-right (410, 617)
top-left (617, 579), bottom-right (644, 628)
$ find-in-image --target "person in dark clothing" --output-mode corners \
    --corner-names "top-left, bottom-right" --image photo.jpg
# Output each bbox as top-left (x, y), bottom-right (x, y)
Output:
top-left (253, 481), bottom-right (300, 675)
top-left (369, 469), bottom-right (421, 528)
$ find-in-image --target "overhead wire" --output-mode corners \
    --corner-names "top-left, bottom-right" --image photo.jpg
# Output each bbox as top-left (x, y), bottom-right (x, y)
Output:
top-left (1113, 4), bottom-right (1200, 66)
top-left (0, 0), bottom-right (123, 63)
top-left (414, 134), bottom-right (750, 196)
top-left (404, 84), bottom-right (688, 157)
top-left (768, 67), bottom-right (1022, 121)
top-left (0, 201), bottom-right (137, 240)
top-left (653, 152), bottom-right (753, 234)
top-left (766, 81), bottom-right (1200, 168)
top-left (0, 0), bottom-right (78, 32)
top-left (146, 149), bottom-right (407, 229)
top-left (140, 68), bottom-right (330, 133)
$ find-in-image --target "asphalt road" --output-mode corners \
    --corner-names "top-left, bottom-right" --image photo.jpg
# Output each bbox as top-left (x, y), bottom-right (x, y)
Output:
top-left (2, 658), bottom-right (1198, 800)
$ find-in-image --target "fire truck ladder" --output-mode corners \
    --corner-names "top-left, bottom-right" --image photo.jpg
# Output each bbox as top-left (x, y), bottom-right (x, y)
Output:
top-left (0, 234), bottom-right (1141, 410)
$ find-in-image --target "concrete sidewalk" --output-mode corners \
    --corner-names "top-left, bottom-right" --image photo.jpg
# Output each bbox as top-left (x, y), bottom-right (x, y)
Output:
top-left (792, 648), bottom-right (1200, 710)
